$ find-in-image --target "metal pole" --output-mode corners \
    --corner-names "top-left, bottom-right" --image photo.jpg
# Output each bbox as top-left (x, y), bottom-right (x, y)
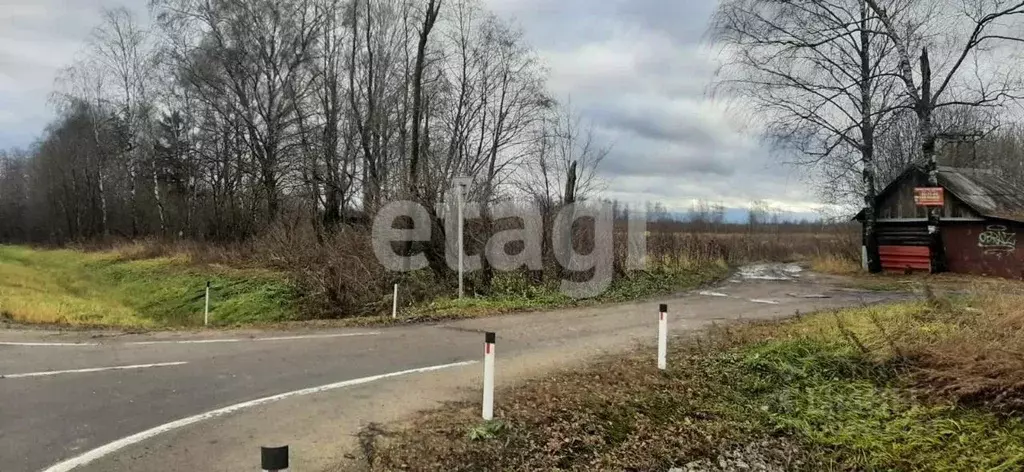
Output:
top-left (205, 281), bottom-right (211, 327)
top-left (392, 283), bottom-right (399, 319)
top-left (658, 304), bottom-right (668, 370)
top-left (458, 183), bottom-right (465, 299)
top-left (482, 331), bottom-right (495, 420)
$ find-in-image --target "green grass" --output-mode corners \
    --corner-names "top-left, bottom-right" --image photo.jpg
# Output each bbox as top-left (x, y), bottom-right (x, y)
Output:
top-left (371, 299), bottom-right (1024, 471)
top-left (716, 338), bottom-right (1024, 470)
top-left (0, 246), bottom-right (729, 329)
top-left (0, 245), bottom-right (300, 328)
top-left (407, 260), bottom-right (730, 320)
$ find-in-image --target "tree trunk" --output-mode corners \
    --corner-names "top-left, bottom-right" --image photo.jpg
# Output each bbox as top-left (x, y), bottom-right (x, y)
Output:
top-left (408, 0), bottom-right (441, 203)
top-left (860, 1), bottom-right (882, 273)
top-left (153, 161), bottom-right (167, 236)
top-left (919, 47), bottom-right (946, 273)
top-left (560, 161), bottom-right (578, 281)
top-left (408, 0), bottom-right (442, 275)
top-left (129, 159), bottom-right (139, 237)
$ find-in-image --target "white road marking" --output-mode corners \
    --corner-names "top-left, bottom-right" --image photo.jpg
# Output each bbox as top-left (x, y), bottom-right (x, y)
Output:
top-left (1, 362), bottom-right (188, 379)
top-left (0, 342), bottom-right (100, 347)
top-left (698, 291), bottom-right (730, 297)
top-left (126, 332), bottom-right (380, 346)
top-left (256, 332), bottom-right (380, 342)
top-left (749, 299), bottom-right (780, 305)
top-left (787, 293), bottom-right (831, 299)
top-left (0, 332), bottom-right (379, 348)
top-left (126, 339), bottom-right (243, 346)
top-left (41, 360), bottom-right (478, 472)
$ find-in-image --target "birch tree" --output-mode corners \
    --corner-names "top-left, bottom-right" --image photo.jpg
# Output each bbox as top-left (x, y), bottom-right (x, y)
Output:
top-left (711, 0), bottom-right (905, 273)
top-left (863, 0), bottom-right (1024, 272)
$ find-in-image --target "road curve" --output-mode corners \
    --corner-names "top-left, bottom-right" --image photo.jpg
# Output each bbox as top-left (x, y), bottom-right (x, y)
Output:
top-left (0, 271), bottom-right (900, 472)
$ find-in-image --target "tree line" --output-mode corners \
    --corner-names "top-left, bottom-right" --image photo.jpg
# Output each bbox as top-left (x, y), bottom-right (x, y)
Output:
top-left (0, 0), bottom-right (607, 251)
top-left (712, 0), bottom-right (1024, 273)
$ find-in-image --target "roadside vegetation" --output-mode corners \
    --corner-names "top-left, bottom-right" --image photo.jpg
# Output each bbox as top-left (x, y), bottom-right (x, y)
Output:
top-left (369, 282), bottom-right (1024, 471)
top-left (0, 245), bottom-right (298, 328)
top-left (0, 222), bottom-right (856, 328)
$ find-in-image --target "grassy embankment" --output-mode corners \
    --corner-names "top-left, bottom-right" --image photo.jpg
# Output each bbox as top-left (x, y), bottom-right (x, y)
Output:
top-left (0, 245), bottom-right (298, 328)
top-left (0, 245), bottom-right (728, 328)
top-left (407, 258), bottom-right (729, 321)
top-left (370, 282), bottom-right (1024, 471)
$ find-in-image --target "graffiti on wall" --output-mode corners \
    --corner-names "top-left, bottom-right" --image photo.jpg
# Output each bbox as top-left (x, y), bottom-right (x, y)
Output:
top-left (978, 225), bottom-right (1017, 255)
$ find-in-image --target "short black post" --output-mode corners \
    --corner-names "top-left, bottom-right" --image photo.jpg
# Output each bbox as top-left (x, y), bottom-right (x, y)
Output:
top-left (261, 445), bottom-right (289, 472)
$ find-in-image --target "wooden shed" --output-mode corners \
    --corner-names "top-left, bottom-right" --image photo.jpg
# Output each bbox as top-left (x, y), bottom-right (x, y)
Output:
top-left (856, 165), bottom-right (1024, 278)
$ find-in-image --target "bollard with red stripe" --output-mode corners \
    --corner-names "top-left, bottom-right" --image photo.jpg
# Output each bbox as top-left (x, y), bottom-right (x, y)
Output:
top-left (483, 332), bottom-right (496, 420)
top-left (658, 304), bottom-right (668, 370)
top-left (261, 445), bottom-right (288, 472)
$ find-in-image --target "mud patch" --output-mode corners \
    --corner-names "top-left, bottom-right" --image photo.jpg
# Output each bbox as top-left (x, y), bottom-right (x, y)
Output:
top-left (732, 263), bottom-right (803, 282)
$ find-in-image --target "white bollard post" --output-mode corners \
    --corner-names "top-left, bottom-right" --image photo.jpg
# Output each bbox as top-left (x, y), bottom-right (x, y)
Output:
top-left (658, 303), bottom-right (668, 370)
top-left (261, 445), bottom-right (288, 472)
top-left (392, 283), bottom-right (399, 319)
top-left (482, 331), bottom-right (496, 420)
top-left (204, 281), bottom-right (211, 327)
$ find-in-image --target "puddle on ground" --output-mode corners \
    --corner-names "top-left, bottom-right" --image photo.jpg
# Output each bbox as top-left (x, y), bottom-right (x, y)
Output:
top-left (732, 263), bottom-right (803, 282)
top-left (787, 293), bottom-right (831, 299)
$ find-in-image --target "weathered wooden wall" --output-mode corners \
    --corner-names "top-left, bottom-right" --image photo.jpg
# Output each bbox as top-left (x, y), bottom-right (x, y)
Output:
top-left (877, 172), bottom-right (979, 220)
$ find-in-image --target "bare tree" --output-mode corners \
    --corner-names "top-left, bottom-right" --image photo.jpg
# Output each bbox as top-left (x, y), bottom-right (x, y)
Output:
top-left (520, 101), bottom-right (608, 210)
top-left (712, 0), bottom-right (906, 273)
top-left (864, 0), bottom-right (1024, 272)
top-left (155, 0), bottom-right (323, 222)
top-left (87, 7), bottom-right (163, 235)
top-left (518, 101), bottom-right (609, 283)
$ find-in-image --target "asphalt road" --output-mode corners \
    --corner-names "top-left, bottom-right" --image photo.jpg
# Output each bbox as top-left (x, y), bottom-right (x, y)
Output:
top-left (0, 267), bottom-right (901, 472)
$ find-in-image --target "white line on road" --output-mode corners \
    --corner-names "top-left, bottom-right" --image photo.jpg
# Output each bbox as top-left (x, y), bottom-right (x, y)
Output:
top-left (125, 332), bottom-right (380, 346)
top-left (1, 362), bottom-right (188, 379)
top-left (0, 342), bottom-right (100, 347)
top-left (41, 359), bottom-right (478, 472)
top-left (125, 339), bottom-right (243, 346)
top-left (749, 299), bottom-right (780, 305)
top-left (698, 290), bottom-right (730, 297)
top-left (257, 332), bottom-right (381, 342)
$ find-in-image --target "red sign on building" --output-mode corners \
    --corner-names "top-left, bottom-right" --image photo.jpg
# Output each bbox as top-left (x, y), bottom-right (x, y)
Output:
top-left (914, 187), bottom-right (944, 206)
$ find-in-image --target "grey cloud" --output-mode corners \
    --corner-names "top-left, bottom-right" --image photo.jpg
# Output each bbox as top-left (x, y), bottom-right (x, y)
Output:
top-left (486, 0), bottom-right (623, 52)
top-left (499, 0), bottom-right (822, 211)
top-left (585, 102), bottom-right (732, 149)
top-left (600, 163), bottom-right (817, 213)
top-left (0, 0), bottom-right (147, 148)
top-left (600, 148), bottom-right (737, 178)
top-left (615, 0), bottom-right (718, 45)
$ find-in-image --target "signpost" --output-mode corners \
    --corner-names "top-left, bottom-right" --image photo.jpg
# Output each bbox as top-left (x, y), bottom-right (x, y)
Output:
top-left (453, 176), bottom-right (472, 299)
top-left (914, 187), bottom-right (944, 207)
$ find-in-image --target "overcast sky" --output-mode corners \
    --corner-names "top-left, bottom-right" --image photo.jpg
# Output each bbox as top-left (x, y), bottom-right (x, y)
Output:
top-left (0, 0), bottom-right (820, 216)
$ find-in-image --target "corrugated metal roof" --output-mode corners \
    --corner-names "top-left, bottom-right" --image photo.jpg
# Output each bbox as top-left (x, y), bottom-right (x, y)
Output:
top-left (936, 166), bottom-right (1024, 222)
top-left (855, 165), bottom-right (1024, 223)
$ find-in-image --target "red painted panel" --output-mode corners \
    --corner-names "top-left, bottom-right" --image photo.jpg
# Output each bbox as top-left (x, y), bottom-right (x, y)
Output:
top-left (879, 245), bottom-right (931, 272)
top-left (943, 223), bottom-right (1024, 279)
